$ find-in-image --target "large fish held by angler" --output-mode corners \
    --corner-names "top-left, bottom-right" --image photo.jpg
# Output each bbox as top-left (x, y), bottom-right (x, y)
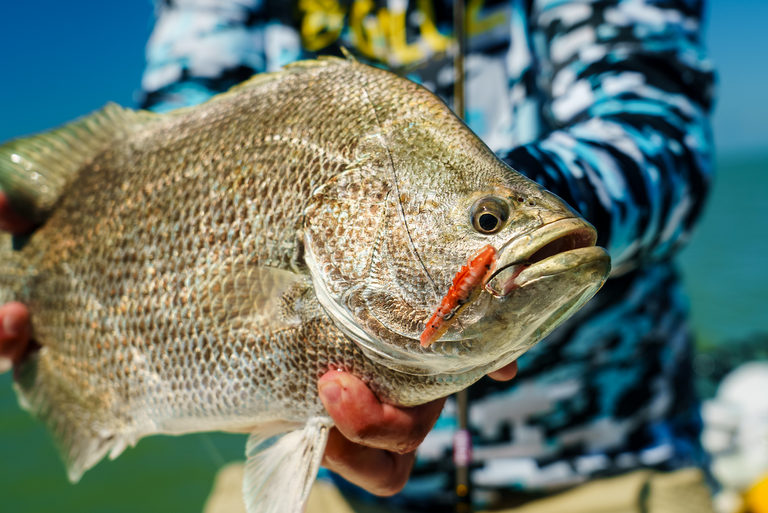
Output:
top-left (0, 58), bottom-right (610, 512)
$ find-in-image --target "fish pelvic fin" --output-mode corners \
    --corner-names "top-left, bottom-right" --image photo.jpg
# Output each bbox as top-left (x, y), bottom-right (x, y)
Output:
top-left (243, 417), bottom-right (333, 513)
top-left (0, 103), bottom-right (156, 223)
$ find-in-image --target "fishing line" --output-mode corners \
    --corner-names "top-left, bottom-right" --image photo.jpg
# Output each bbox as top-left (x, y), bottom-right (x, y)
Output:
top-left (355, 69), bottom-right (441, 303)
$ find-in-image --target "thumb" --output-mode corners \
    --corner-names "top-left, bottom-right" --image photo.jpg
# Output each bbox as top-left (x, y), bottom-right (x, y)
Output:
top-left (318, 370), bottom-right (446, 454)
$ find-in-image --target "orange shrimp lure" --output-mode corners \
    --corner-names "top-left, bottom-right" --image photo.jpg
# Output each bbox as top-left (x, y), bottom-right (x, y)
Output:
top-left (420, 245), bottom-right (498, 348)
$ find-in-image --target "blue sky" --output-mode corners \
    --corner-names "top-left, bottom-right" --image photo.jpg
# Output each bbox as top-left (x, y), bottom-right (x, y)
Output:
top-left (1, 0), bottom-right (767, 156)
top-left (705, 0), bottom-right (768, 156)
top-left (0, 1), bottom-right (155, 142)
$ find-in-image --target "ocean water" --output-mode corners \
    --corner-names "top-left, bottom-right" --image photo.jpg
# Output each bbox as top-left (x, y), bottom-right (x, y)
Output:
top-left (679, 153), bottom-right (768, 346)
top-left (0, 155), bottom-right (766, 512)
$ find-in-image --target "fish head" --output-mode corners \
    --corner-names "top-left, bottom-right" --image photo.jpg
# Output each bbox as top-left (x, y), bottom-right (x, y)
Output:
top-left (304, 62), bottom-right (610, 376)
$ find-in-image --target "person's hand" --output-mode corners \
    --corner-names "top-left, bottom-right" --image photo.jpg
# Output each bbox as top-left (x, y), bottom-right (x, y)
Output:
top-left (0, 302), bottom-right (32, 374)
top-left (0, 192), bottom-right (36, 234)
top-left (0, 192), bottom-right (35, 374)
top-left (318, 361), bottom-right (518, 496)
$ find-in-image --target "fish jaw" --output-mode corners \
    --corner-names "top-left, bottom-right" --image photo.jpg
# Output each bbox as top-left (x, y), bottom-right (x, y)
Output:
top-left (484, 217), bottom-right (601, 297)
top-left (445, 218), bottom-right (611, 370)
top-left (474, 244), bottom-right (610, 374)
top-left (487, 246), bottom-right (610, 298)
top-left (418, 217), bottom-right (606, 345)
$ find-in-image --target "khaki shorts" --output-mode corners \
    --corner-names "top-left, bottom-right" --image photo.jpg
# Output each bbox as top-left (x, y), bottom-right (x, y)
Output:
top-left (204, 464), bottom-right (714, 513)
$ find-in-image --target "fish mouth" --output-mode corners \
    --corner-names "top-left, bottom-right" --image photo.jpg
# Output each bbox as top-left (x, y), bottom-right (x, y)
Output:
top-left (485, 218), bottom-right (607, 297)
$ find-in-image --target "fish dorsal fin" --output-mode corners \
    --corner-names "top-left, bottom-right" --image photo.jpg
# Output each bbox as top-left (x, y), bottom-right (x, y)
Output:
top-left (209, 57), bottom-right (348, 101)
top-left (0, 102), bottom-right (156, 222)
top-left (284, 56), bottom-right (346, 69)
top-left (243, 417), bottom-right (332, 513)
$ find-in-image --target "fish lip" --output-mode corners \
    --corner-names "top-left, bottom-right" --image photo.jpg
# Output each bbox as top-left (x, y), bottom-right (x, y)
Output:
top-left (485, 218), bottom-right (600, 298)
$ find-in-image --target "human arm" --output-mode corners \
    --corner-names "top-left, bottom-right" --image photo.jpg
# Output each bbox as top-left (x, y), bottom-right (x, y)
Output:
top-left (139, 0), bottom-right (287, 112)
top-left (505, 0), bottom-right (715, 275)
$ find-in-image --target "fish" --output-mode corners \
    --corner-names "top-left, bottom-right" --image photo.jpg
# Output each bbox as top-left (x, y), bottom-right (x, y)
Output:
top-left (0, 57), bottom-right (611, 513)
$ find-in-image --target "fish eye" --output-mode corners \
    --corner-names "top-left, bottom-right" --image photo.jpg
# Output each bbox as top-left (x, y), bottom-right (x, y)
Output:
top-left (470, 197), bottom-right (510, 235)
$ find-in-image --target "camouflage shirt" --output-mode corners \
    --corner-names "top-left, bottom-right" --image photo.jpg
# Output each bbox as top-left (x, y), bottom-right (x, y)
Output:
top-left (140, 0), bottom-right (715, 508)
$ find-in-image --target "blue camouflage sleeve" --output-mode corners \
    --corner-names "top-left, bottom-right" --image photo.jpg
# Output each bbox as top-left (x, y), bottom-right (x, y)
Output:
top-left (503, 0), bottom-right (716, 275)
top-left (140, 0), bottom-right (302, 113)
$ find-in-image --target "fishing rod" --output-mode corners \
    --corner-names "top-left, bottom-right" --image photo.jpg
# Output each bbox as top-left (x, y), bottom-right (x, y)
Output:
top-left (453, 1), bottom-right (472, 512)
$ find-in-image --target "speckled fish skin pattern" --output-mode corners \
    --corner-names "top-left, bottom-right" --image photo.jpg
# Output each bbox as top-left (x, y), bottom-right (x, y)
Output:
top-left (0, 59), bottom-right (600, 478)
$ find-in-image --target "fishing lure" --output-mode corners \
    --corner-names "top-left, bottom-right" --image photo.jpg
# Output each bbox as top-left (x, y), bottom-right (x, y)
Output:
top-left (420, 245), bottom-right (498, 347)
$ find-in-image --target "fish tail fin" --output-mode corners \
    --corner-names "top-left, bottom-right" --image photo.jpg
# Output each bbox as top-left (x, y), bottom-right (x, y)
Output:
top-left (0, 104), bottom-right (153, 480)
top-left (14, 352), bottom-right (129, 483)
top-left (0, 103), bottom-right (156, 223)
top-left (243, 417), bottom-right (332, 513)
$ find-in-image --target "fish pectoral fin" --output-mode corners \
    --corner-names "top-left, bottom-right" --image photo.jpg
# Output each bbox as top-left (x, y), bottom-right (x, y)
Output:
top-left (194, 264), bottom-right (314, 330)
top-left (243, 417), bottom-right (333, 513)
top-left (0, 103), bottom-right (156, 223)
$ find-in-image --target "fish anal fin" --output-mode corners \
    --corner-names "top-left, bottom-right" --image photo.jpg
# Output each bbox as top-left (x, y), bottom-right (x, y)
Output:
top-left (243, 417), bottom-right (332, 513)
top-left (13, 353), bottom-right (134, 483)
top-left (0, 103), bottom-right (156, 222)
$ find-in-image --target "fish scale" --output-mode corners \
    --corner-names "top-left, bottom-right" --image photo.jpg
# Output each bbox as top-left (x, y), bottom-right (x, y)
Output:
top-left (0, 57), bottom-right (610, 512)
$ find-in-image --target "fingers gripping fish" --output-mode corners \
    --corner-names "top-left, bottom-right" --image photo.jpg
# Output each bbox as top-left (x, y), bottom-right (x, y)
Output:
top-left (420, 245), bottom-right (497, 348)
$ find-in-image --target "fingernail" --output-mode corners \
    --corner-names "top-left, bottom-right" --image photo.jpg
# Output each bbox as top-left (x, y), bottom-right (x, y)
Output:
top-left (2, 313), bottom-right (20, 338)
top-left (0, 357), bottom-right (11, 374)
top-left (319, 381), bottom-right (342, 406)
